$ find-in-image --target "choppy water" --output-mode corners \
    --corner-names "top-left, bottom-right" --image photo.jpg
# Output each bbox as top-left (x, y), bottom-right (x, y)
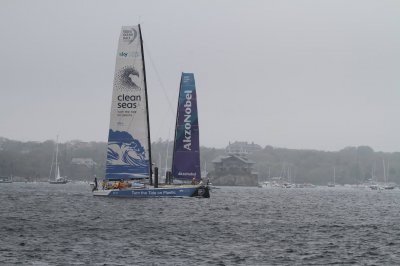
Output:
top-left (1, 183), bottom-right (400, 265)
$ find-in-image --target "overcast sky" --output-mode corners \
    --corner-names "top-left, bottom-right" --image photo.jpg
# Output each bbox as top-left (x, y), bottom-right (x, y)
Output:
top-left (0, 0), bottom-right (399, 152)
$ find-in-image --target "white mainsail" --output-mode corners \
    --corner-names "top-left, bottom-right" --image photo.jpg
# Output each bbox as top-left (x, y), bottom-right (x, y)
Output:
top-left (106, 25), bottom-right (151, 180)
top-left (49, 136), bottom-right (68, 184)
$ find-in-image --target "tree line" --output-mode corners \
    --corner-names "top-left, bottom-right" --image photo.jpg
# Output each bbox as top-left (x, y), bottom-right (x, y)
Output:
top-left (0, 137), bottom-right (399, 185)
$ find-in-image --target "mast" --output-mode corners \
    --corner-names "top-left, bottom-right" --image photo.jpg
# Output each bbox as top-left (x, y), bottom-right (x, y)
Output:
top-left (371, 164), bottom-right (375, 182)
top-left (171, 75), bottom-right (183, 177)
top-left (387, 162), bottom-right (390, 183)
top-left (55, 135), bottom-right (59, 180)
top-left (165, 139), bottom-right (170, 177)
top-left (333, 167), bottom-right (336, 185)
top-left (138, 24), bottom-right (152, 178)
top-left (382, 158), bottom-right (386, 184)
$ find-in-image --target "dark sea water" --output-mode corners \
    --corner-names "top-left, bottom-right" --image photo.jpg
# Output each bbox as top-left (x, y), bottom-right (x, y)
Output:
top-left (1, 183), bottom-right (400, 265)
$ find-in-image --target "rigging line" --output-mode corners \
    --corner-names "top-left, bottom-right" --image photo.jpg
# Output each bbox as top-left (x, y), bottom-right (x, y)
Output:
top-left (142, 41), bottom-right (175, 116)
top-left (142, 41), bottom-right (177, 139)
top-left (48, 140), bottom-right (56, 180)
top-left (151, 106), bottom-right (174, 140)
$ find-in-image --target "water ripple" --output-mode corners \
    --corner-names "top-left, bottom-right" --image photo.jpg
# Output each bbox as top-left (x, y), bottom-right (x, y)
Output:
top-left (1, 184), bottom-right (400, 265)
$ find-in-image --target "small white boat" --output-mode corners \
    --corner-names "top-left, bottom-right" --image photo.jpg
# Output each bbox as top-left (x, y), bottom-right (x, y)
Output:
top-left (0, 176), bottom-right (12, 183)
top-left (48, 136), bottom-right (68, 184)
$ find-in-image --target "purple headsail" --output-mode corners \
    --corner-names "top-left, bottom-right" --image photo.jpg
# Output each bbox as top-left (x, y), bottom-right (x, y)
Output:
top-left (171, 73), bottom-right (201, 181)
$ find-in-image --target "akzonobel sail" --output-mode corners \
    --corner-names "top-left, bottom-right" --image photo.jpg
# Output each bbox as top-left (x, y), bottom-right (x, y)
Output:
top-left (172, 73), bottom-right (201, 181)
top-left (106, 25), bottom-right (152, 180)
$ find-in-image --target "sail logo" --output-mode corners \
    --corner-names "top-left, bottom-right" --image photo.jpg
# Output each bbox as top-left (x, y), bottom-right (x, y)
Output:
top-left (122, 28), bottom-right (137, 44)
top-left (115, 66), bottom-right (141, 91)
top-left (178, 171), bottom-right (196, 177)
top-left (183, 90), bottom-right (192, 151)
top-left (119, 51), bottom-right (140, 58)
top-left (117, 94), bottom-right (141, 109)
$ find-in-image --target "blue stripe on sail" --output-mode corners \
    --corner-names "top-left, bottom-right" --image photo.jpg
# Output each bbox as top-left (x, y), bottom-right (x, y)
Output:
top-left (172, 73), bottom-right (201, 180)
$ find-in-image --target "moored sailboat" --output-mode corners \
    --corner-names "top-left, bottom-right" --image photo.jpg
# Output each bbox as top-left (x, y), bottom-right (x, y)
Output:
top-left (49, 136), bottom-right (68, 184)
top-left (0, 176), bottom-right (13, 183)
top-left (92, 25), bottom-right (209, 198)
top-left (327, 167), bottom-right (336, 187)
top-left (382, 159), bottom-right (395, 190)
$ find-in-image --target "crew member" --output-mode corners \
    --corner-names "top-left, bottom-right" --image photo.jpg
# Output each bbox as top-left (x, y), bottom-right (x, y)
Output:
top-left (92, 177), bottom-right (98, 191)
top-left (118, 179), bottom-right (124, 190)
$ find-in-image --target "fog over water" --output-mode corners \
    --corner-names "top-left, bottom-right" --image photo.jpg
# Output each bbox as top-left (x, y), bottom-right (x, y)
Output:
top-left (0, 0), bottom-right (399, 152)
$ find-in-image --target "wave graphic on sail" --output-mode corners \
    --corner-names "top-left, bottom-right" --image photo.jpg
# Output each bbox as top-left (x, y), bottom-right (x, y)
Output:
top-left (115, 66), bottom-right (142, 91)
top-left (106, 130), bottom-right (149, 179)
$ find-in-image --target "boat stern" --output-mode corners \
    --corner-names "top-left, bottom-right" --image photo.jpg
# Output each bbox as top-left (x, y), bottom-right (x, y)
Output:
top-left (194, 185), bottom-right (210, 198)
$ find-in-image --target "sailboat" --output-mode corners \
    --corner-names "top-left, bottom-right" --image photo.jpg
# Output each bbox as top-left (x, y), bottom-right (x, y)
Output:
top-left (92, 25), bottom-right (209, 198)
top-left (327, 167), bottom-right (336, 187)
top-left (368, 164), bottom-right (379, 190)
top-left (171, 72), bottom-right (209, 190)
top-left (382, 159), bottom-right (395, 190)
top-left (49, 136), bottom-right (68, 184)
top-left (0, 176), bottom-right (13, 183)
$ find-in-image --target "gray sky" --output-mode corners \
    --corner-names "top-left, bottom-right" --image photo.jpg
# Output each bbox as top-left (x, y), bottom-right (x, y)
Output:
top-left (0, 0), bottom-right (399, 152)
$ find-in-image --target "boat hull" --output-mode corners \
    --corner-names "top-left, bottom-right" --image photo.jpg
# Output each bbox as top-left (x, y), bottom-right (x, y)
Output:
top-left (93, 185), bottom-right (210, 198)
top-left (0, 177), bottom-right (12, 183)
top-left (49, 180), bottom-right (68, 184)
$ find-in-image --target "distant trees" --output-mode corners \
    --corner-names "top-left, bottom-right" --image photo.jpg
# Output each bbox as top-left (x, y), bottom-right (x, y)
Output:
top-left (251, 146), bottom-right (400, 185)
top-left (0, 138), bottom-right (106, 181)
top-left (0, 137), bottom-right (399, 184)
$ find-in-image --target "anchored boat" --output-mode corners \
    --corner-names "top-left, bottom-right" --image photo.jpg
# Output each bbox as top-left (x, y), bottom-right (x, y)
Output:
top-left (49, 136), bottom-right (68, 184)
top-left (0, 176), bottom-right (13, 183)
top-left (92, 25), bottom-right (209, 198)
